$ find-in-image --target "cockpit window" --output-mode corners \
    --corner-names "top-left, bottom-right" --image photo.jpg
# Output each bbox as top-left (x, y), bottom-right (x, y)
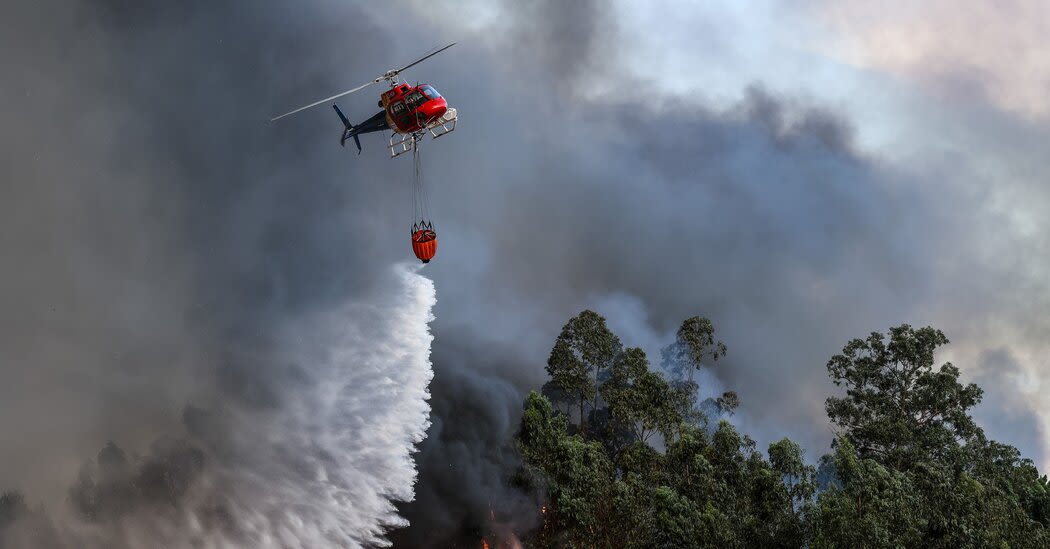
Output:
top-left (390, 101), bottom-right (406, 114)
top-left (421, 85), bottom-right (442, 99)
top-left (406, 91), bottom-right (426, 108)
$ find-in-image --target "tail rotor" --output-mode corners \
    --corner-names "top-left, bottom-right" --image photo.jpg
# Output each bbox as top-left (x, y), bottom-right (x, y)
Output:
top-left (333, 105), bottom-right (362, 154)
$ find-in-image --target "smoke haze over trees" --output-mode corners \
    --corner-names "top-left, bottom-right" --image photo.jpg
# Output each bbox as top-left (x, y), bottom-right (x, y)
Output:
top-left (4, 0), bottom-right (1050, 547)
top-left (506, 311), bottom-right (1050, 548)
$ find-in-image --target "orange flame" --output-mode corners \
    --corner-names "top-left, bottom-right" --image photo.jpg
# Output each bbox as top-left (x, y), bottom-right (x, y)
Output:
top-left (481, 539), bottom-right (490, 549)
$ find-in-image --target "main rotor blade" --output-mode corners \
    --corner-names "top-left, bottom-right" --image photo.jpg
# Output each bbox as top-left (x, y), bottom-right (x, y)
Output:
top-left (270, 80), bottom-right (376, 122)
top-left (393, 42), bottom-right (456, 76)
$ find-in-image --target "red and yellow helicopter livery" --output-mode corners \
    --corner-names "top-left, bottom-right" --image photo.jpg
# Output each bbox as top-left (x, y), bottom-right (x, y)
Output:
top-left (270, 43), bottom-right (458, 264)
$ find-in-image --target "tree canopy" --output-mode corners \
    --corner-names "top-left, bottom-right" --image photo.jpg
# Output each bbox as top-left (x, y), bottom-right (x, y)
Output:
top-left (513, 314), bottom-right (1049, 548)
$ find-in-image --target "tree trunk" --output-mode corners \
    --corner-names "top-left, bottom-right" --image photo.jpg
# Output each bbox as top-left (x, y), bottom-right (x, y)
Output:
top-left (593, 364), bottom-right (600, 426)
top-left (579, 398), bottom-right (585, 431)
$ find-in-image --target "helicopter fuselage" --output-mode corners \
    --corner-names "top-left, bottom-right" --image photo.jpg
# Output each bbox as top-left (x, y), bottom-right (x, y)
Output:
top-left (380, 83), bottom-right (448, 134)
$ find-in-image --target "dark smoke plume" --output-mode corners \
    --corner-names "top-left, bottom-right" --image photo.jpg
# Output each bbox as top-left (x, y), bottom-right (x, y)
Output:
top-left (2, 1), bottom-right (1045, 547)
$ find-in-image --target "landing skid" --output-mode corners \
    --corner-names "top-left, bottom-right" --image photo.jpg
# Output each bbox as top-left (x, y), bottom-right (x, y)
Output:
top-left (387, 108), bottom-right (459, 158)
top-left (389, 132), bottom-right (417, 158)
top-left (427, 107), bottom-right (457, 140)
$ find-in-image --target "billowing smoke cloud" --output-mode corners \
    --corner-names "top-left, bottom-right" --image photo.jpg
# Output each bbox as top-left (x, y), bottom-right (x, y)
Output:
top-left (2, 0), bottom-right (440, 546)
top-left (806, 0), bottom-right (1050, 118)
top-left (1, 264), bottom-right (436, 548)
top-left (4, 0), bottom-right (1049, 546)
top-left (379, 0), bottom-right (1050, 541)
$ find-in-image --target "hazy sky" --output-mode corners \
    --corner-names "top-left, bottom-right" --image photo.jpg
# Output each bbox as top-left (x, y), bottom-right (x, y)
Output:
top-left (2, 1), bottom-right (1048, 546)
top-left (384, 0), bottom-right (1050, 447)
top-left (385, 1), bottom-right (1050, 541)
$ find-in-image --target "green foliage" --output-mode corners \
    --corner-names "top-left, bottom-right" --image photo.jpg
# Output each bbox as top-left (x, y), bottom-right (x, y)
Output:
top-left (546, 337), bottom-right (593, 431)
top-left (618, 441), bottom-right (664, 480)
top-left (769, 438), bottom-right (817, 507)
top-left (650, 486), bottom-right (716, 549)
top-left (518, 391), bottom-right (623, 548)
top-left (523, 311), bottom-right (813, 548)
top-left (716, 391), bottom-right (740, 415)
top-left (546, 310), bottom-right (623, 430)
top-left (812, 437), bottom-right (1050, 549)
top-left (818, 325), bottom-right (1050, 547)
top-left (678, 317), bottom-right (727, 371)
top-left (660, 317), bottom-right (731, 438)
top-left (811, 439), bottom-right (925, 548)
top-left (663, 316), bottom-right (727, 386)
top-left (601, 348), bottom-right (680, 443)
top-left (964, 435), bottom-right (1050, 528)
top-left (825, 324), bottom-right (983, 470)
top-left (519, 314), bottom-right (1049, 548)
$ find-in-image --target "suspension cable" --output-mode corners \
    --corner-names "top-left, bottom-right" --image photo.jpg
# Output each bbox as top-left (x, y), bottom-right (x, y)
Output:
top-left (412, 134), bottom-right (432, 230)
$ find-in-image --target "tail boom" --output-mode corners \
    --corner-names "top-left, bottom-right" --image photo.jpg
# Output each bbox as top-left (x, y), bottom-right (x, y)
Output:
top-left (332, 105), bottom-right (390, 155)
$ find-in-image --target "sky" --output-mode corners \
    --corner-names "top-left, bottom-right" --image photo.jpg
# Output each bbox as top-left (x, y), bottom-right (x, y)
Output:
top-left (2, 0), bottom-right (1049, 547)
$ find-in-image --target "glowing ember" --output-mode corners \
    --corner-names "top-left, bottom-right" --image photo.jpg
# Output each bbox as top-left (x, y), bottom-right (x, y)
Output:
top-left (481, 539), bottom-right (490, 549)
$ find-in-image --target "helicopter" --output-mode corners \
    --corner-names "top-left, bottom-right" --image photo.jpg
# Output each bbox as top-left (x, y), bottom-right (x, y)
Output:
top-left (269, 43), bottom-right (458, 157)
